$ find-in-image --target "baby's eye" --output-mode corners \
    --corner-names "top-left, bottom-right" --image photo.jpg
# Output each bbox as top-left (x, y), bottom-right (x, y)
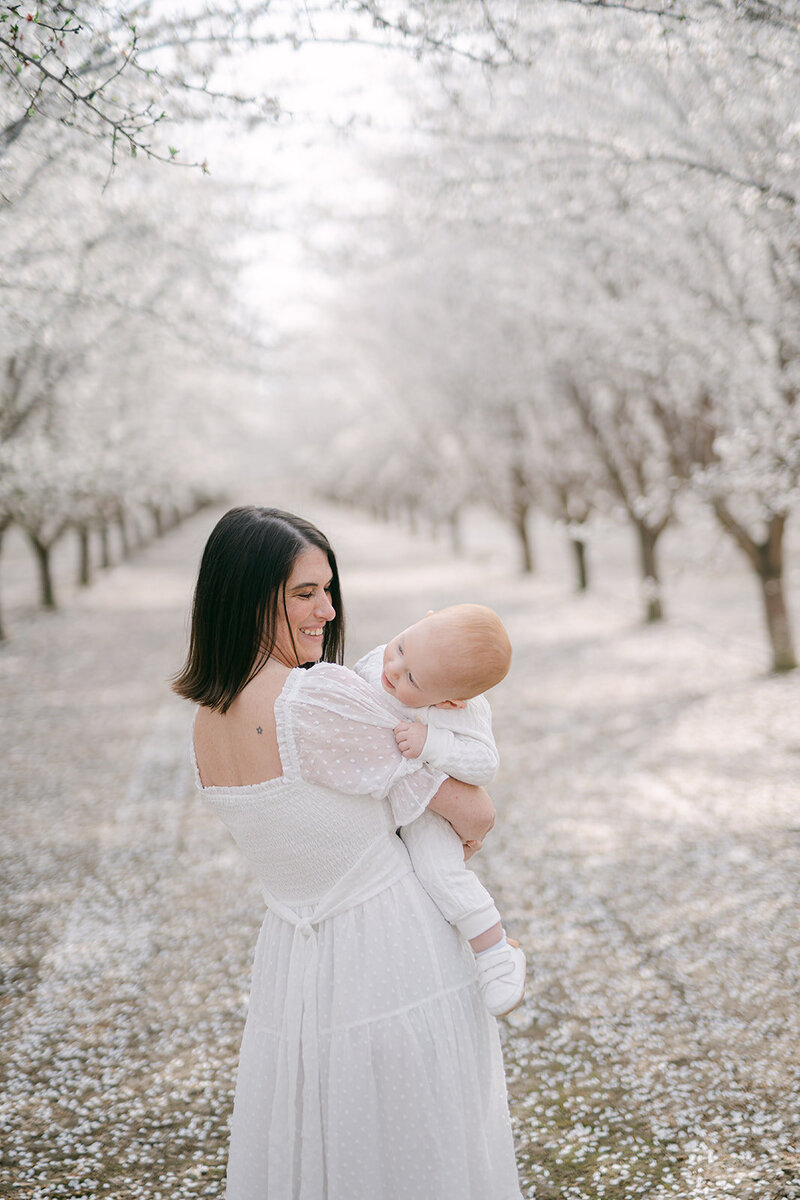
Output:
top-left (408, 673), bottom-right (417, 687)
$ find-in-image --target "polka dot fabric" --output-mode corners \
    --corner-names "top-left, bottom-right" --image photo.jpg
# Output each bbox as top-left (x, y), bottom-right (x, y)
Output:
top-left (195, 663), bottom-right (522, 1200)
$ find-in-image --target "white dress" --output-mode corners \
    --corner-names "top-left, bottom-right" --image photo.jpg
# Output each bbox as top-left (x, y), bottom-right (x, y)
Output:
top-left (193, 662), bottom-right (523, 1200)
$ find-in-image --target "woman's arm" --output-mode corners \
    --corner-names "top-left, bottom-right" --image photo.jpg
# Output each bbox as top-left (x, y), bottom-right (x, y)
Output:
top-left (427, 777), bottom-right (495, 850)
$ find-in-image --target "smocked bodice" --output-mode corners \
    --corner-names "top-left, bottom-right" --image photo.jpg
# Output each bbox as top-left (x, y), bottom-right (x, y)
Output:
top-left (193, 663), bottom-right (445, 906)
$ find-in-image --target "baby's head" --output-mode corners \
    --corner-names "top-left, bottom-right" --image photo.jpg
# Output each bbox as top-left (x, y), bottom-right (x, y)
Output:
top-left (381, 604), bottom-right (511, 708)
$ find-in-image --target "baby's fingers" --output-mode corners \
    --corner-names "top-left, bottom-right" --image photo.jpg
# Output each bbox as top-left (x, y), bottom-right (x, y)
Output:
top-left (394, 732), bottom-right (414, 759)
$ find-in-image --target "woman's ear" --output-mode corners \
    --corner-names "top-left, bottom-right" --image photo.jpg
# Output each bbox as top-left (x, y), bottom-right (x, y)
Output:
top-left (433, 698), bottom-right (467, 709)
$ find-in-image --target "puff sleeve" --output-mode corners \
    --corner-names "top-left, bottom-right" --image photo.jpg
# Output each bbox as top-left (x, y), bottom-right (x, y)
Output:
top-left (279, 662), bottom-right (446, 826)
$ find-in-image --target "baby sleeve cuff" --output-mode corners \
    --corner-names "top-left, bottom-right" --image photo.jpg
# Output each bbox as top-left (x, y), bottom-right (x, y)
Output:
top-left (420, 723), bottom-right (456, 771)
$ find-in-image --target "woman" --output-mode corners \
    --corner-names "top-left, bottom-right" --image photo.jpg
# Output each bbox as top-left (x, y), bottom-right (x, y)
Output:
top-left (174, 506), bottom-right (522, 1200)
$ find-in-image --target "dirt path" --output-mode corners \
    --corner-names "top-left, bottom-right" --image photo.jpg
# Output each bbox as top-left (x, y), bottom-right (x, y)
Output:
top-left (1, 501), bottom-right (798, 1200)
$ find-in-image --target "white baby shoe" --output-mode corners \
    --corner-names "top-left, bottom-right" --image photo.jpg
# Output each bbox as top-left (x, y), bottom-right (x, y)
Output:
top-left (476, 941), bottom-right (526, 1017)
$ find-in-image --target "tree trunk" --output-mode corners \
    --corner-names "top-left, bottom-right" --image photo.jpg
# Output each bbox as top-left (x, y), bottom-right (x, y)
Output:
top-left (755, 517), bottom-right (796, 671)
top-left (28, 533), bottom-right (56, 610)
top-left (0, 518), bottom-right (10, 640)
top-left (150, 505), bottom-right (164, 538)
top-left (759, 571), bottom-right (797, 672)
top-left (570, 534), bottom-right (589, 592)
top-left (636, 519), bottom-right (664, 623)
top-left (512, 503), bottom-right (534, 574)
top-left (713, 505), bottom-right (797, 673)
top-left (449, 511), bottom-right (462, 555)
top-left (99, 523), bottom-right (111, 568)
top-left (77, 524), bottom-right (92, 587)
top-left (117, 510), bottom-right (131, 558)
top-left (129, 512), bottom-right (145, 550)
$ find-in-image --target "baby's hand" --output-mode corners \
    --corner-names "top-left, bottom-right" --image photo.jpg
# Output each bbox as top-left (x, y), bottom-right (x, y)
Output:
top-left (394, 721), bottom-right (427, 760)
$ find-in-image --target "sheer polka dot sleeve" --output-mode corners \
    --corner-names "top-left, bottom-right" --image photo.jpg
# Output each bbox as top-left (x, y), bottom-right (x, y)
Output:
top-left (280, 663), bottom-right (447, 826)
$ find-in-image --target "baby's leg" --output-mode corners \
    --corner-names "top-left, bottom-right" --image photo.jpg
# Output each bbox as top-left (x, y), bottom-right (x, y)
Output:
top-left (400, 810), bottom-right (501, 942)
top-left (401, 810), bottom-right (527, 1018)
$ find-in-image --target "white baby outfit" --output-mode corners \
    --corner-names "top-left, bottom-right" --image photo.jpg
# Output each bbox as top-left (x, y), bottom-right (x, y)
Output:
top-left (354, 644), bottom-right (503, 940)
top-left (193, 662), bottom-right (522, 1200)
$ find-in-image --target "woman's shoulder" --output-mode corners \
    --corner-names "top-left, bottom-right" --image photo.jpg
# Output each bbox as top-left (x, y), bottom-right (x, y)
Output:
top-left (292, 660), bottom-right (385, 697)
top-left (292, 661), bottom-right (355, 688)
top-left (308, 661), bottom-right (354, 681)
top-left (282, 660), bottom-right (394, 724)
top-left (282, 660), bottom-right (360, 702)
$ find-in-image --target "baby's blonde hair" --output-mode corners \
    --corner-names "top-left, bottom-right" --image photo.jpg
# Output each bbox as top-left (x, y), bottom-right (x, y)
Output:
top-left (425, 604), bottom-right (511, 699)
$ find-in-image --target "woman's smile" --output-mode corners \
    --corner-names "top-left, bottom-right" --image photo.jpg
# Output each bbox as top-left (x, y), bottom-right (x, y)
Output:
top-left (273, 546), bottom-right (336, 666)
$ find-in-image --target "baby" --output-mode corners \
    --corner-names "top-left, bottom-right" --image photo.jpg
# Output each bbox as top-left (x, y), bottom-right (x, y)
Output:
top-left (354, 604), bottom-right (526, 1017)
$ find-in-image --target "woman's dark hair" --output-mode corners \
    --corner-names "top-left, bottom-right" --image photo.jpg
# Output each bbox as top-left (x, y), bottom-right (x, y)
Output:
top-left (172, 506), bottom-right (345, 713)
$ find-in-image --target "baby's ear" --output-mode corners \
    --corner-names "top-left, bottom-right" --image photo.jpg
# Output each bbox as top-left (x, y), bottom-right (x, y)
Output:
top-left (433, 698), bottom-right (467, 709)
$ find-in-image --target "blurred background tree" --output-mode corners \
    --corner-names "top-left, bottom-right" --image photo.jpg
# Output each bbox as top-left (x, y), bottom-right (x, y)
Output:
top-left (295, 0), bottom-right (799, 669)
top-left (0, 0), bottom-right (797, 670)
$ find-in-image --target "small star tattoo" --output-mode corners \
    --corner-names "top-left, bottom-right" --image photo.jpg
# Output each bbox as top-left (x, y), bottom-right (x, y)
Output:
top-left (256, 726), bottom-right (263, 735)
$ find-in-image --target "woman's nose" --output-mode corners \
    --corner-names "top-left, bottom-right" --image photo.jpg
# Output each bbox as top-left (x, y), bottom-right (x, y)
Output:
top-left (317, 595), bottom-right (335, 620)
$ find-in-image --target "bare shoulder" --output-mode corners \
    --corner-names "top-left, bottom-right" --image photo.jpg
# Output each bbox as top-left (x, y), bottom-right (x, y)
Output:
top-left (237, 663), bottom-right (294, 714)
top-left (193, 664), bottom-right (291, 787)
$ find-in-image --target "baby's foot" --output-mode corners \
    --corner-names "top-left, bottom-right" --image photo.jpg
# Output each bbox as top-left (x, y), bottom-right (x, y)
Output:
top-left (476, 941), bottom-right (526, 1017)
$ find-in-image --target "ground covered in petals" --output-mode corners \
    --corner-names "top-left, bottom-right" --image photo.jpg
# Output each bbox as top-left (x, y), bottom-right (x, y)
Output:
top-left (1, 501), bottom-right (798, 1199)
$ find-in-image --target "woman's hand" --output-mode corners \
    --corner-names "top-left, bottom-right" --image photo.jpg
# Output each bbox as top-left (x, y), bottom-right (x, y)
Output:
top-left (427, 777), bottom-right (495, 849)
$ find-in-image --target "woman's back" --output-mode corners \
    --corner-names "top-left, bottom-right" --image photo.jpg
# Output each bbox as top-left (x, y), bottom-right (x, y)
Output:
top-left (193, 661), bottom-right (288, 790)
top-left (194, 757), bottom-right (398, 906)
